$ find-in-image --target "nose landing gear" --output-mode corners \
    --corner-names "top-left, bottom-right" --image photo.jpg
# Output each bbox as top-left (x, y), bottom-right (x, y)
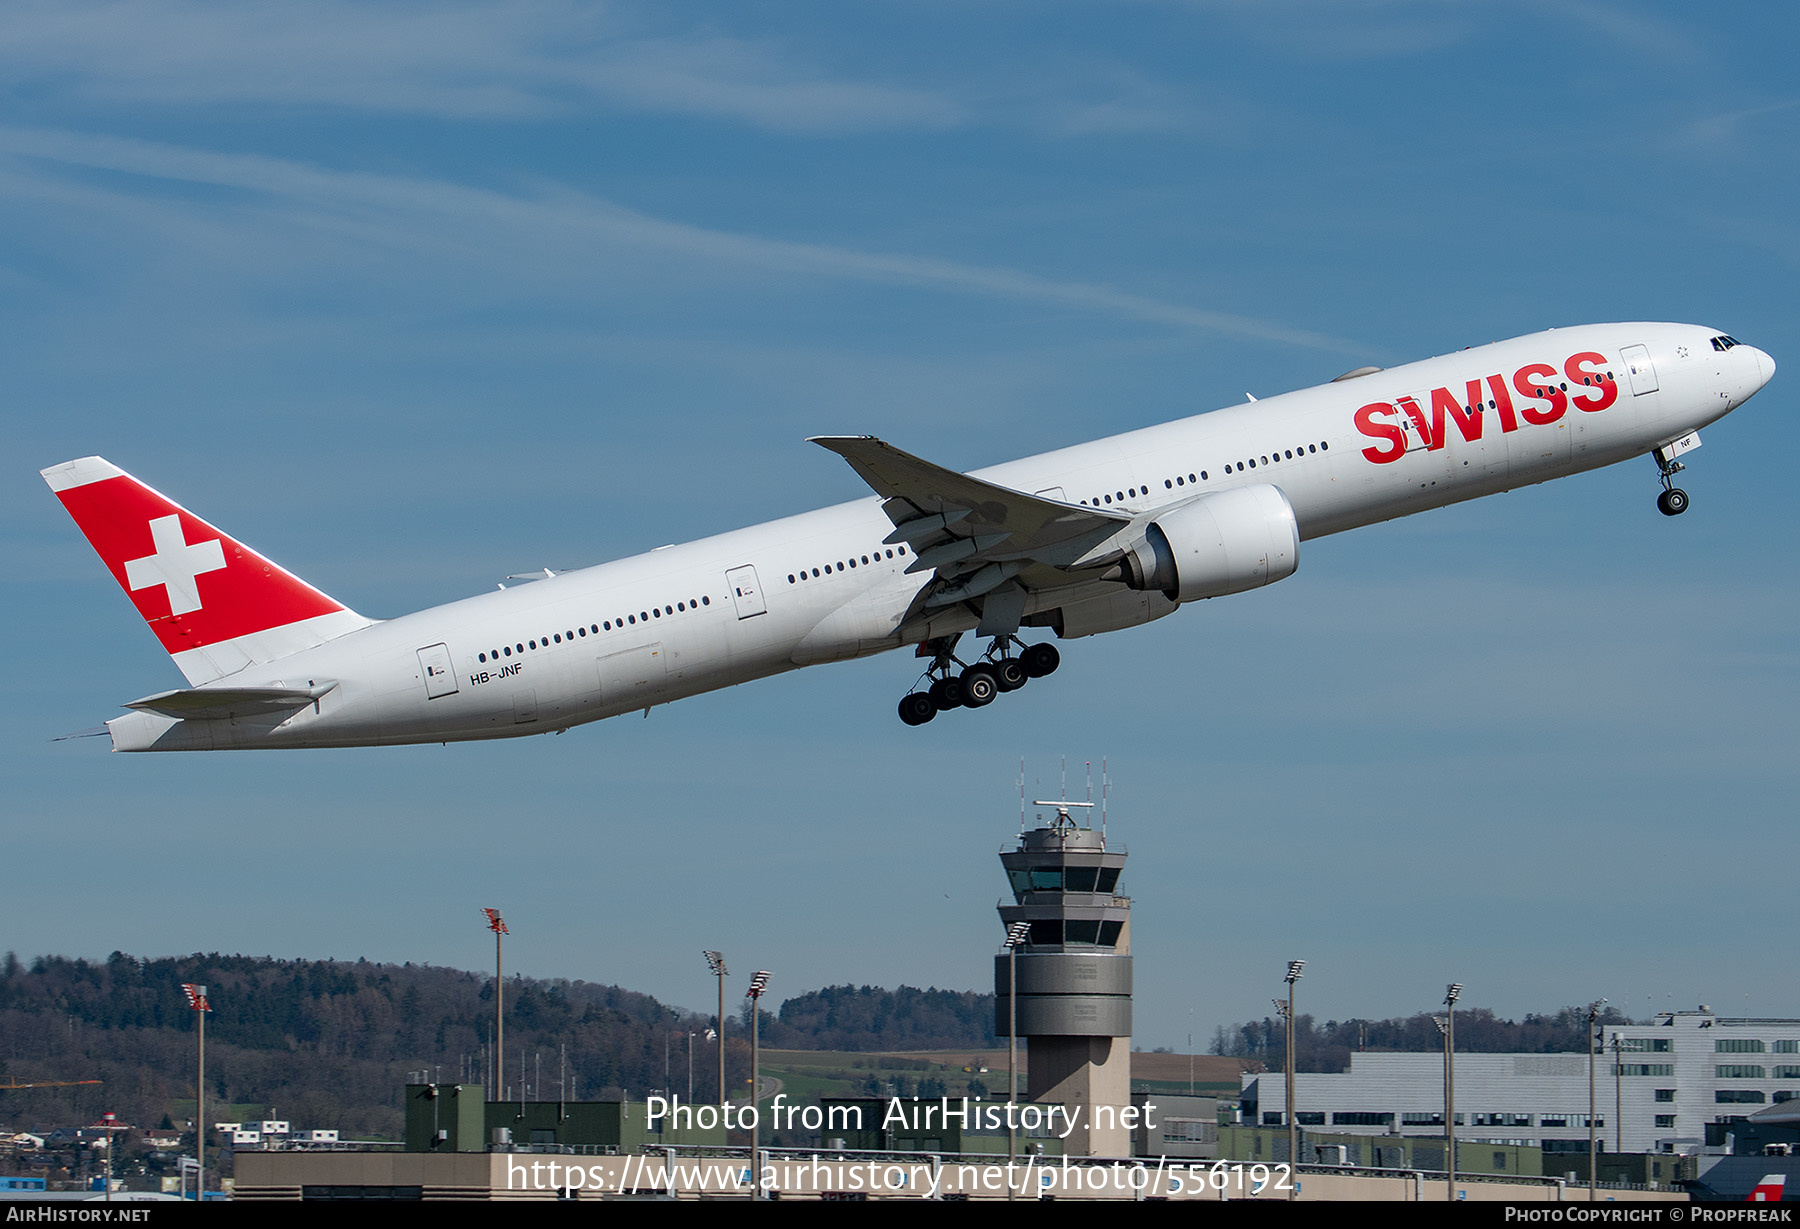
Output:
top-left (896, 636), bottom-right (1062, 725)
top-left (1654, 448), bottom-right (1690, 517)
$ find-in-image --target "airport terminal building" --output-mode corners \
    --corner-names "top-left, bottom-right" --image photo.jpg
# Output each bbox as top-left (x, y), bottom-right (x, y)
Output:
top-left (1241, 1009), bottom-right (1800, 1155)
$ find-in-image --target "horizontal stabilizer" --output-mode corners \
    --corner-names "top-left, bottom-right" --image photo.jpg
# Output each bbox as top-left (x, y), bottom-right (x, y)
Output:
top-left (124, 682), bottom-right (337, 720)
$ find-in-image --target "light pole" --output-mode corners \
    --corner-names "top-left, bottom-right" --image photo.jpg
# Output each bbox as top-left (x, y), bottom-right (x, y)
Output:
top-left (94, 1112), bottom-right (122, 1200)
top-left (704, 951), bottom-right (728, 1110)
top-left (1282, 959), bottom-right (1305, 1192)
top-left (747, 970), bottom-right (772, 1202)
top-left (1443, 982), bottom-right (1462, 1201)
top-left (483, 909), bottom-right (508, 1102)
top-left (1003, 921), bottom-right (1030, 1200)
top-left (1587, 999), bottom-right (1605, 1201)
top-left (180, 983), bottom-right (210, 1201)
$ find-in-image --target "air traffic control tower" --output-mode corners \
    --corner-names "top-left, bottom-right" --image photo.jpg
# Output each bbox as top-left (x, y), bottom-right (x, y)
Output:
top-left (995, 800), bottom-right (1132, 1156)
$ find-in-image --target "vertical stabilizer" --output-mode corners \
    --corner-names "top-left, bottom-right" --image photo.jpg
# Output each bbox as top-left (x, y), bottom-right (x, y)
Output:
top-left (41, 457), bottom-right (374, 685)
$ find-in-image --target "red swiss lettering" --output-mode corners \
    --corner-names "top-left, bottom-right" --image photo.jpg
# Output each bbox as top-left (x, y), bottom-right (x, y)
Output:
top-left (1355, 402), bottom-right (1406, 464)
top-left (1396, 395), bottom-right (1434, 449)
top-left (1429, 384), bottom-right (1482, 446)
top-left (1565, 351), bottom-right (1617, 412)
top-left (1513, 362), bottom-right (1566, 425)
top-left (1486, 373), bottom-right (1518, 432)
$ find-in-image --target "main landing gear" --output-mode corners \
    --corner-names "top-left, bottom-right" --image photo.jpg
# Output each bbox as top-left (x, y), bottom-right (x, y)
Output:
top-left (897, 637), bottom-right (1061, 726)
top-left (1655, 451), bottom-right (1689, 517)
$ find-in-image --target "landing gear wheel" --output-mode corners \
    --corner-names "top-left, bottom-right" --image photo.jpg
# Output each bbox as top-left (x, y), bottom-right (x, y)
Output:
top-left (995, 658), bottom-right (1029, 692)
top-left (929, 675), bottom-right (965, 711)
top-left (960, 665), bottom-right (999, 708)
top-left (1657, 487), bottom-right (1689, 516)
top-left (898, 692), bottom-right (938, 726)
top-left (1021, 643), bottom-right (1061, 678)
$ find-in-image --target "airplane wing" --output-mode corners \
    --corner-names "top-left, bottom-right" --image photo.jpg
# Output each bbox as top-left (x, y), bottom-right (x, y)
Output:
top-left (124, 683), bottom-right (337, 721)
top-left (809, 436), bottom-right (1131, 631)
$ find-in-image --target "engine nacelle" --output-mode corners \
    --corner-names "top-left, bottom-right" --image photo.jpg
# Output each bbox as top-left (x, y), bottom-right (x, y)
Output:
top-left (1113, 483), bottom-right (1299, 602)
top-left (1037, 588), bottom-right (1179, 639)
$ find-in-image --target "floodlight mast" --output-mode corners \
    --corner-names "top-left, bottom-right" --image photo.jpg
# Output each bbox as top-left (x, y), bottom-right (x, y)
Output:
top-left (483, 909), bottom-right (508, 1103)
top-left (704, 951), bottom-right (728, 1109)
top-left (92, 1112), bottom-right (129, 1202)
top-left (747, 971), bottom-right (772, 1201)
top-left (1282, 959), bottom-right (1304, 1196)
top-left (1587, 999), bottom-right (1606, 1202)
top-left (181, 983), bottom-right (210, 1200)
top-left (1003, 921), bottom-right (1031, 1200)
top-left (1444, 982), bottom-right (1463, 1201)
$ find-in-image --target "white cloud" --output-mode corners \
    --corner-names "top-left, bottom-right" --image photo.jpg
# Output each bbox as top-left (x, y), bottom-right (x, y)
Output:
top-left (0, 0), bottom-right (964, 132)
top-left (0, 125), bottom-right (1366, 353)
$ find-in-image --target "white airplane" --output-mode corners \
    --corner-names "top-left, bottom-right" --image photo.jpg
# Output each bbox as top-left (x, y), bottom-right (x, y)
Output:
top-left (43, 321), bottom-right (1773, 751)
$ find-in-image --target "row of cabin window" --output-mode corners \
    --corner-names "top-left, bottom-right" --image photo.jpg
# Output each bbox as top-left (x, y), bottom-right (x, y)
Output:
top-left (1075, 440), bottom-right (1332, 507)
top-left (475, 596), bottom-right (713, 663)
top-left (787, 545), bottom-right (907, 585)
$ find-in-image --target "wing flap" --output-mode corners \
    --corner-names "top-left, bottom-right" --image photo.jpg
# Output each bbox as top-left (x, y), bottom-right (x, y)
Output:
top-left (811, 436), bottom-right (1127, 564)
top-left (811, 435), bottom-right (1136, 637)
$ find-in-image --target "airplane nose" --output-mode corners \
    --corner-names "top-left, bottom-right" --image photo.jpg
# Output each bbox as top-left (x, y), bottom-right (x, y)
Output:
top-left (1752, 346), bottom-right (1776, 389)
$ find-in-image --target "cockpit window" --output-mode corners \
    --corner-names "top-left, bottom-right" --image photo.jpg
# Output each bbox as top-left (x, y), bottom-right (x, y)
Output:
top-left (1712, 335), bottom-right (1742, 351)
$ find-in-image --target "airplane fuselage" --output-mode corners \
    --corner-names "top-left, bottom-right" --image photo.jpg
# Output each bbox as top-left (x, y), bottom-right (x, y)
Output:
top-left (92, 321), bottom-right (1773, 750)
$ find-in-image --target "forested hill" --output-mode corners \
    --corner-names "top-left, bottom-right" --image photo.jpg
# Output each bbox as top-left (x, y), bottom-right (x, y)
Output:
top-left (0, 952), bottom-right (997, 1139)
top-left (767, 984), bottom-right (998, 1051)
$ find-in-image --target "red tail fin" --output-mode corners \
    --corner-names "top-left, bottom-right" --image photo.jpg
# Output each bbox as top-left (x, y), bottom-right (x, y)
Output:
top-left (42, 457), bottom-right (372, 684)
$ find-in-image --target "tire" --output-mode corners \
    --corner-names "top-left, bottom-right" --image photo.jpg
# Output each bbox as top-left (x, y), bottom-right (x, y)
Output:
top-left (960, 665), bottom-right (999, 708)
top-left (1022, 643), bottom-right (1061, 678)
top-left (930, 676), bottom-right (964, 710)
top-left (995, 658), bottom-right (1029, 692)
top-left (1658, 487), bottom-right (1689, 516)
top-left (898, 692), bottom-right (937, 725)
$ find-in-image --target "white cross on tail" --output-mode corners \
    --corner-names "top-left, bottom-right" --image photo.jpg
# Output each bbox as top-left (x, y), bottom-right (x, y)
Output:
top-left (124, 515), bottom-right (226, 615)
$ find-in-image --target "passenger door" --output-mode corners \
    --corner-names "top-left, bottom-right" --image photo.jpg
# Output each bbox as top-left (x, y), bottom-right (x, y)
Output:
top-left (725, 565), bottom-right (766, 619)
top-left (417, 643), bottom-right (459, 699)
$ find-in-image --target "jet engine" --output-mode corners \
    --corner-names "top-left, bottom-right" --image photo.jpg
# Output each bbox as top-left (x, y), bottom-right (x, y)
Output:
top-left (1106, 483), bottom-right (1300, 602)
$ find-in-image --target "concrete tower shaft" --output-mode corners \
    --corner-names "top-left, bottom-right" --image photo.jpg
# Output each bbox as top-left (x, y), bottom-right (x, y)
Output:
top-left (994, 805), bottom-right (1133, 1155)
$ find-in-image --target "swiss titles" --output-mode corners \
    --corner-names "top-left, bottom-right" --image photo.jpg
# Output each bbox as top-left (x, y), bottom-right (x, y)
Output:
top-left (1355, 351), bottom-right (1619, 464)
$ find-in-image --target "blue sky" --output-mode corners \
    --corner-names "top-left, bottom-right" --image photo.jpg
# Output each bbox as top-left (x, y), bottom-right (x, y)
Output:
top-left (5, 1), bottom-right (1796, 1050)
